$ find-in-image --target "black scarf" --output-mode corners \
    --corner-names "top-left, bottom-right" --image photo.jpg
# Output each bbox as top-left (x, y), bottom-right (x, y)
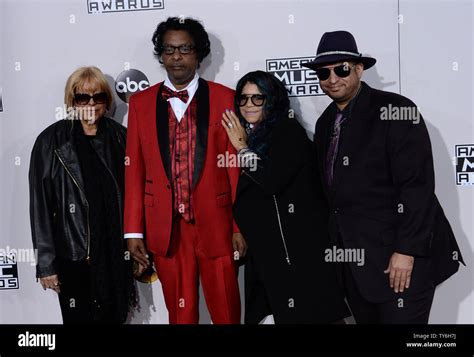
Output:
top-left (74, 120), bottom-right (136, 323)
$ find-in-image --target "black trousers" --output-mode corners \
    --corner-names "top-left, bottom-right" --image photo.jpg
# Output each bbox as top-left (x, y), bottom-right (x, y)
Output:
top-left (340, 259), bottom-right (435, 324)
top-left (56, 260), bottom-right (116, 324)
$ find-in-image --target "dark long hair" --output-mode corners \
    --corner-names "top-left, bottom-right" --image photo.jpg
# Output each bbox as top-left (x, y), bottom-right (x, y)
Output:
top-left (152, 17), bottom-right (210, 65)
top-left (234, 71), bottom-right (290, 159)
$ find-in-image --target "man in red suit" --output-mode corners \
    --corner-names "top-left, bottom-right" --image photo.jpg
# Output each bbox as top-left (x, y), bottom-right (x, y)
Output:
top-left (124, 17), bottom-right (247, 324)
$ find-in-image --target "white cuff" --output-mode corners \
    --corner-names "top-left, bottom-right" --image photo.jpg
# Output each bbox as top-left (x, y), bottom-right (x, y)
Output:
top-left (124, 233), bottom-right (144, 239)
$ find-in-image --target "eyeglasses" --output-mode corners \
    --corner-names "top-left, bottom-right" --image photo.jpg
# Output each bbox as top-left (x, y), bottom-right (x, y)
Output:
top-left (161, 44), bottom-right (195, 55)
top-left (237, 94), bottom-right (266, 107)
top-left (315, 63), bottom-right (355, 81)
top-left (74, 92), bottom-right (107, 105)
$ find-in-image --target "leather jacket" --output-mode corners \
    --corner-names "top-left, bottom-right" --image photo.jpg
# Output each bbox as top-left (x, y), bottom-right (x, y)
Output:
top-left (28, 118), bottom-right (126, 278)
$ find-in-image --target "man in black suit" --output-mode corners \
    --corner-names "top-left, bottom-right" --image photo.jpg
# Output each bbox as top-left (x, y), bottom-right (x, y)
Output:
top-left (304, 31), bottom-right (464, 324)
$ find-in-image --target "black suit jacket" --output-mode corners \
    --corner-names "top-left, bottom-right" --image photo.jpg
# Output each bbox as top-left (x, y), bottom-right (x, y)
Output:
top-left (314, 81), bottom-right (464, 303)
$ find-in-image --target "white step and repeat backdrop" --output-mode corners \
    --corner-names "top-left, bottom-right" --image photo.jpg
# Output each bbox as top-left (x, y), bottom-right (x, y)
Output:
top-left (0, 0), bottom-right (472, 324)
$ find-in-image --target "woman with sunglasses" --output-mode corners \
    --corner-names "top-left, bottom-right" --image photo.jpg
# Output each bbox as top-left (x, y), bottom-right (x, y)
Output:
top-left (222, 70), bottom-right (349, 324)
top-left (28, 66), bottom-right (136, 323)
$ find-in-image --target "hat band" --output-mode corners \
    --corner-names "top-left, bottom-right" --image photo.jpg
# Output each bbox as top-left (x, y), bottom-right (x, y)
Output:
top-left (315, 50), bottom-right (362, 59)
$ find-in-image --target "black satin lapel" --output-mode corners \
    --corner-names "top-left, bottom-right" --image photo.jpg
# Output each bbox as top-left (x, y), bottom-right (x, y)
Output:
top-left (192, 78), bottom-right (209, 190)
top-left (156, 85), bottom-right (171, 182)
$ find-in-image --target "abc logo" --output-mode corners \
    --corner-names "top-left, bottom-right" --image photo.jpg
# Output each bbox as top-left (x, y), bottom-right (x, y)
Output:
top-left (115, 69), bottom-right (150, 103)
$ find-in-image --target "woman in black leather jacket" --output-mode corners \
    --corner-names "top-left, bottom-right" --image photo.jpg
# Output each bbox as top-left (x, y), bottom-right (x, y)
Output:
top-left (28, 66), bottom-right (135, 323)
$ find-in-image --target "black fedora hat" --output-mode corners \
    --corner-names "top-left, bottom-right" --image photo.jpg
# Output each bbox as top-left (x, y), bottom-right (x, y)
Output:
top-left (302, 30), bottom-right (376, 70)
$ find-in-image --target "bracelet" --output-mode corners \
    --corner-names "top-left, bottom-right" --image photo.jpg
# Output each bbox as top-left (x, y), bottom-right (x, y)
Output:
top-left (237, 147), bottom-right (250, 155)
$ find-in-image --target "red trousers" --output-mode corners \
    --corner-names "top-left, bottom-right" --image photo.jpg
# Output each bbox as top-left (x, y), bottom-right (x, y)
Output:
top-left (154, 217), bottom-right (241, 324)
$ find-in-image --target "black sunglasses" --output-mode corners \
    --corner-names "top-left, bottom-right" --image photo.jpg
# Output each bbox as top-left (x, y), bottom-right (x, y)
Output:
top-left (74, 92), bottom-right (107, 105)
top-left (315, 63), bottom-right (355, 81)
top-left (237, 94), bottom-right (266, 107)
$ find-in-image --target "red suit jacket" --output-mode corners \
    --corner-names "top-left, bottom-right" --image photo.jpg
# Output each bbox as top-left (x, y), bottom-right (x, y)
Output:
top-left (124, 78), bottom-right (240, 258)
